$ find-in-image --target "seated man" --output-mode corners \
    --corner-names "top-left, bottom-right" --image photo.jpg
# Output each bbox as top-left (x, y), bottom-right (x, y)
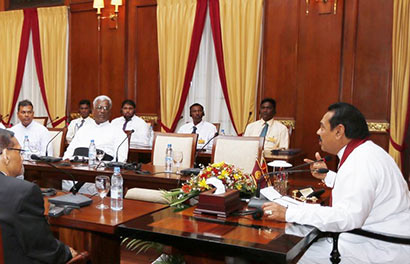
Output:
top-left (262, 102), bottom-right (410, 263)
top-left (9, 100), bottom-right (53, 156)
top-left (63, 95), bottom-right (128, 193)
top-left (111, 99), bottom-right (151, 146)
top-left (0, 128), bottom-right (76, 263)
top-left (177, 103), bottom-right (217, 149)
top-left (66, 99), bottom-right (93, 144)
top-left (244, 98), bottom-right (289, 150)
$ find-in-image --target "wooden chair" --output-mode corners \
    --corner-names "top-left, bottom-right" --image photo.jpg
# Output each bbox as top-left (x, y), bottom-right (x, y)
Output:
top-left (33, 116), bottom-right (48, 126)
top-left (137, 113), bottom-right (158, 130)
top-left (66, 251), bottom-right (90, 264)
top-left (211, 135), bottom-right (264, 174)
top-left (152, 132), bottom-right (198, 168)
top-left (329, 229), bottom-right (410, 264)
top-left (212, 123), bottom-right (221, 133)
top-left (48, 127), bottom-right (68, 157)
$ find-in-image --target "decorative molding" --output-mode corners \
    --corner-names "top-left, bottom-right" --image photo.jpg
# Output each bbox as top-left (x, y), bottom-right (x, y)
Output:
top-left (277, 119), bottom-right (296, 130)
top-left (139, 114), bottom-right (158, 124)
top-left (367, 121), bottom-right (389, 133)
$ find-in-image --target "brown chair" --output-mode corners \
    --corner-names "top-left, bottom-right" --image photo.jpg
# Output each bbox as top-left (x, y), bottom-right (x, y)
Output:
top-left (33, 116), bottom-right (48, 126)
top-left (137, 113), bottom-right (158, 130)
top-left (48, 127), bottom-right (68, 157)
top-left (152, 132), bottom-right (198, 168)
top-left (212, 123), bottom-right (221, 133)
top-left (66, 251), bottom-right (89, 264)
top-left (211, 135), bottom-right (264, 174)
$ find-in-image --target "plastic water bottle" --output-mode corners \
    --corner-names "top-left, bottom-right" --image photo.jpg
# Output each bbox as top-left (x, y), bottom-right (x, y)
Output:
top-left (88, 139), bottom-right (97, 167)
top-left (111, 167), bottom-right (123, 211)
top-left (23, 136), bottom-right (30, 160)
top-left (164, 144), bottom-right (173, 173)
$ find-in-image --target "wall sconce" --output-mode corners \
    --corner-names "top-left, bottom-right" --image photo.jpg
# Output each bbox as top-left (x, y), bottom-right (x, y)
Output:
top-left (305, 0), bottom-right (337, 15)
top-left (93, 0), bottom-right (122, 31)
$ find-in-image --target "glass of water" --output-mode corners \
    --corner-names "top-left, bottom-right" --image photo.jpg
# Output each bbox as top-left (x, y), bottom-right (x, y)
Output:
top-left (95, 175), bottom-right (110, 209)
top-left (173, 151), bottom-right (183, 174)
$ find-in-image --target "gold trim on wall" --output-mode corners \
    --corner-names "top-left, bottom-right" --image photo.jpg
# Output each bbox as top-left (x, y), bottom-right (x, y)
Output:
top-left (367, 121), bottom-right (389, 133)
top-left (277, 119), bottom-right (296, 130)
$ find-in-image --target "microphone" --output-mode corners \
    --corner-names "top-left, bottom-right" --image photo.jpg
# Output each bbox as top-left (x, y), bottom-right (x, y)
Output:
top-left (267, 168), bottom-right (329, 175)
top-left (46, 116), bottom-right (59, 126)
top-left (45, 128), bottom-right (65, 157)
top-left (107, 129), bottom-right (134, 167)
top-left (30, 156), bottom-right (92, 207)
top-left (193, 132), bottom-right (219, 167)
top-left (286, 155), bottom-right (331, 172)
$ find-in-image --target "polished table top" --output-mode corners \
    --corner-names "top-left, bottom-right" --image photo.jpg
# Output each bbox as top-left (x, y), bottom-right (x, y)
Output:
top-left (118, 205), bottom-right (319, 263)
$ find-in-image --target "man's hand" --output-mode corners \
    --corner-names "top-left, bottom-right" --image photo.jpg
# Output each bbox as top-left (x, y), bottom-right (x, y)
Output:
top-left (69, 247), bottom-right (78, 258)
top-left (261, 202), bottom-right (287, 222)
top-left (303, 152), bottom-right (328, 180)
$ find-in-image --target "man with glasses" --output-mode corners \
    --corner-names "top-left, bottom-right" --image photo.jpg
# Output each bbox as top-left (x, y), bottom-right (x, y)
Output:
top-left (63, 95), bottom-right (128, 193)
top-left (10, 100), bottom-right (53, 156)
top-left (0, 128), bottom-right (76, 263)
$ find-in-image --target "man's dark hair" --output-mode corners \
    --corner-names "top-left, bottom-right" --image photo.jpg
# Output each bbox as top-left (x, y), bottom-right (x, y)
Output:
top-left (17, 100), bottom-right (33, 111)
top-left (328, 102), bottom-right (370, 139)
top-left (121, 99), bottom-right (136, 108)
top-left (0, 129), bottom-right (15, 154)
top-left (189, 103), bottom-right (204, 112)
top-left (79, 99), bottom-right (91, 107)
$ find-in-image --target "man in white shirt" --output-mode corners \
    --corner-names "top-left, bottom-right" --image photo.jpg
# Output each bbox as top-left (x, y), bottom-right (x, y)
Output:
top-left (244, 98), bottom-right (289, 150)
top-left (111, 99), bottom-right (150, 146)
top-left (177, 103), bottom-right (217, 149)
top-left (0, 122), bottom-right (5, 129)
top-left (9, 100), bottom-right (53, 156)
top-left (66, 99), bottom-right (93, 143)
top-left (63, 95), bottom-right (129, 193)
top-left (262, 102), bottom-right (410, 264)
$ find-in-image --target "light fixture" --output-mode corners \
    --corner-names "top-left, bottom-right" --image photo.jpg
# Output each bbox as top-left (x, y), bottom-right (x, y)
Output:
top-left (93, 0), bottom-right (123, 31)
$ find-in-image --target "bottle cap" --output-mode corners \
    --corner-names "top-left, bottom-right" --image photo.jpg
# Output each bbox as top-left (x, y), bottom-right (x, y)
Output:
top-left (91, 139), bottom-right (95, 143)
top-left (167, 144), bottom-right (172, 147)
top-left (114, 167), bottom-right (120, 173)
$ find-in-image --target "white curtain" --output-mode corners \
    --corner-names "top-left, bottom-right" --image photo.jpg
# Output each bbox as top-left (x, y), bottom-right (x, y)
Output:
top-left (10, 31), bottom-right (48, 126)
top-left (175, 7), bottom-right (236, 135)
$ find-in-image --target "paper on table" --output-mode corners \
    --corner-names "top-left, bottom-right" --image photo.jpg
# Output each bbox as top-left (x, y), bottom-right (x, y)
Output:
top-left (206, 177), bottom-right (226, 195)
top-left (260, 187), bottom-right (305, 208)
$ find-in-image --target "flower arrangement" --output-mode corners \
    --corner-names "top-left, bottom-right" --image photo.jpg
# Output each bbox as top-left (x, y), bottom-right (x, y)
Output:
top-left (163, 161), bottom-right (256, 206)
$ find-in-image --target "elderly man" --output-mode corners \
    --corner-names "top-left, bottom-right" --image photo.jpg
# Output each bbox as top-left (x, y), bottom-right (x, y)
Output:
top-left (262, 102), bottom-right (410, 263)
top-left (10, 100), bottom-right (53, 156)
top-left (63, 95), bottom-right (128, 193)
top-left (0, 128), bottom-right (76, 263)
top-left (66, 99), bottom-right (93, 144)
top-left (244, 98), bottom-right (289, 150)
top-left (111, 99), bottom-right (151, 146)
top-left (177, 103), bottom-right (217, 149)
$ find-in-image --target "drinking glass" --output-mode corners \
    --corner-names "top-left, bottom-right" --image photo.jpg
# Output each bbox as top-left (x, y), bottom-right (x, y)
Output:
top-left (95, 175), bottom-right (110, 209)
top-left (96, 149), bottom-right (105, 168)
top-left (29, 142), bottom-right (40, 160)
top-left (173, 151), bottom-right (183, 174)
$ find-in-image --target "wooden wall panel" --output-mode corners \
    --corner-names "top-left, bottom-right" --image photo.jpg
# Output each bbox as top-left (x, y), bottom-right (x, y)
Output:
top-left (126, 0), bottom-right (159, 117)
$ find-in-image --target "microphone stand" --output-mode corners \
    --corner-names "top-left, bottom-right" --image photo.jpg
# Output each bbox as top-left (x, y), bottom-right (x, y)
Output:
top-left (107, 129), bottom-right (134, 168)
top-left (193, 132), bottom-right (219, 168)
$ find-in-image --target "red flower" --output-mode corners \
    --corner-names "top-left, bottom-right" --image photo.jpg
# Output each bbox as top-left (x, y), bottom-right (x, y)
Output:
top-left (182, 184), bottom-right (192, 194)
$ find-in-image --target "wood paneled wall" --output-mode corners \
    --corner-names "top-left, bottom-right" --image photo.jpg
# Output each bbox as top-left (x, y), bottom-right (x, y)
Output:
top-left (1, 0), bottom-right (396, 166)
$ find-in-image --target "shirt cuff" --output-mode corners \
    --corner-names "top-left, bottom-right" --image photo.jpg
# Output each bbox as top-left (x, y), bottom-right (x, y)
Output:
top-left (323, 170), bottom-right (336, 188)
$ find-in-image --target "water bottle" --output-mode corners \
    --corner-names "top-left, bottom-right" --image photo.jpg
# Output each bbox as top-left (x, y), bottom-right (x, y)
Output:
top-left (164, 144), bottom-right (173, 173)
top-left (88, 139), bottom-right (97, 167)
top-left (23, 136), bottom-right (30, 160)
top-left (111, 167), bottom-right (123, 211)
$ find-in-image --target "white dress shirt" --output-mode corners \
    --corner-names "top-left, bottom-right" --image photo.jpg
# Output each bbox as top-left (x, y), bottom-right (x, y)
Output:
top-left (63, 120), bottom-right (128, 162)
top-left (66, 116), bottom-right (94, 143)
top-left (244, 118), bottom-right (289, 150)
top-left (111, 115), bottom-right (150, 146)
top-left (9, 121), bottom-right (53, 156)
top-left (287, 141), bottom-right (410, 263)
top-left (177, 120), bottom-right (217, 149)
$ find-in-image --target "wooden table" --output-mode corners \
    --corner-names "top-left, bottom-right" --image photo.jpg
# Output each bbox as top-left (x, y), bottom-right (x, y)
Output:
top-left (44, 193), bottom-right (167, 263)
top-left (25, 161), bottom-right (188, 191)
top-left (118, 206), bottom-right (319, 263)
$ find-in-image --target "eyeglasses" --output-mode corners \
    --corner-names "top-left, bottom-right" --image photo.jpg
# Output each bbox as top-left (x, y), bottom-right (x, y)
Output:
top-left (96, 105), bottom-right (110, 111)
top-left (7, 148), bottom-right (26, 156)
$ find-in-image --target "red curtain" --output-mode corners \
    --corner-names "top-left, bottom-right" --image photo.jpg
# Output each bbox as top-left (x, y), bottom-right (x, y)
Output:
top-left (208, 0), bottom-right (240, 135)
top-left (160, 0), bottom-right (208, 132)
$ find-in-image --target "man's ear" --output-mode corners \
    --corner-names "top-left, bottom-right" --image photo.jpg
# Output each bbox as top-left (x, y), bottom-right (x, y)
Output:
top-left (335, 124), bottom-right (345, 139)
top-left (2, 149), bottom-right (10, 165)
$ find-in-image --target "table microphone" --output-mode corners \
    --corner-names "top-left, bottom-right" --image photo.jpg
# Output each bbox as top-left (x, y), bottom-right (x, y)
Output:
top-left (193, 132), bottom-right (219, 168)
top-left (30, 157), bottom-right (92, 207)
top-left (285, 155), bottom-right (331, 172)
top-left (107, 129), bottom-right (134, 168)
top-left (267, 168), bottom-right (329, 175)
